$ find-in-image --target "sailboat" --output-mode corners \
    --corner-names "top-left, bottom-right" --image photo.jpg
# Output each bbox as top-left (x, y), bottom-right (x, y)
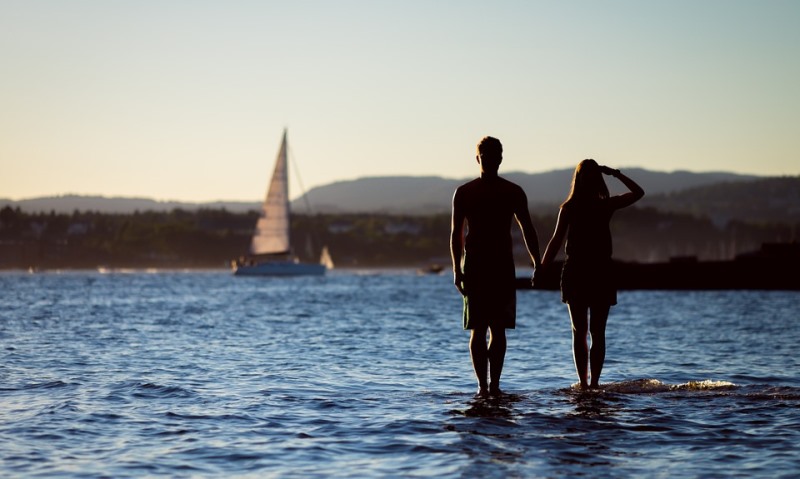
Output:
top-left (232, 129), bottom-right (328, 276)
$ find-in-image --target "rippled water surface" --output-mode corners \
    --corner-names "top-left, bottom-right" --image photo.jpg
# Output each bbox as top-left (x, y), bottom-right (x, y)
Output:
top-left (1, 271), bottom-right (798, 478)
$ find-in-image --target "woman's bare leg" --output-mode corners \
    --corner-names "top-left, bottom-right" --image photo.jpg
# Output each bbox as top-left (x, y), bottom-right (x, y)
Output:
top-left (567, 303), bottom-right (590, 389)
top-left (589, 304), bottom-right (610, 388)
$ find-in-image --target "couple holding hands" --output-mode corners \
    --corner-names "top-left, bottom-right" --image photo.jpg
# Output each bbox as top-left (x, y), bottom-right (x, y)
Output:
top-left (450, 136), bottom-right (645, 395)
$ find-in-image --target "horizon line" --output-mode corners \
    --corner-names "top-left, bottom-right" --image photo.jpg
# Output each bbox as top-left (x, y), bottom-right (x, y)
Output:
top-left (3, 167), bottom-right (789, 204)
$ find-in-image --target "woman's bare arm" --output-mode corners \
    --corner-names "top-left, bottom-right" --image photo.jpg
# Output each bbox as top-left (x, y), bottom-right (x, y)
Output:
top-left (602, 167), bottom-right (644, 209)
top-left (541, 206), bottom-right (569, 266)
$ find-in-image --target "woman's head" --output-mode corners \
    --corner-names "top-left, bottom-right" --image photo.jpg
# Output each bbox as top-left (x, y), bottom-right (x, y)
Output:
top-left (566, 159), bottom-right (609, 203)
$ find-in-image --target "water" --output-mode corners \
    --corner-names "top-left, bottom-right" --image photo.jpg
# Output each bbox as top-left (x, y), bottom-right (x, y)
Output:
top-left (1, 270), bottom-right (798, 478)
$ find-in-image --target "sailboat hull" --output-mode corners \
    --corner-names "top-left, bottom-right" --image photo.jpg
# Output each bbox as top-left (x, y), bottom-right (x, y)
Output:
top-left (233, 261), bottom-right (326, 277)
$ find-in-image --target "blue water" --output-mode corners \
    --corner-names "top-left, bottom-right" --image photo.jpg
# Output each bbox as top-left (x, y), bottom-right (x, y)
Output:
top-left (1, 270), bottom-right (798, 478)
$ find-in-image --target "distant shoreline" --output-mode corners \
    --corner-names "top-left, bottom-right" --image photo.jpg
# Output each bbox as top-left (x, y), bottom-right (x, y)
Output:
top-left (4, 265), bottom-right (438, 274)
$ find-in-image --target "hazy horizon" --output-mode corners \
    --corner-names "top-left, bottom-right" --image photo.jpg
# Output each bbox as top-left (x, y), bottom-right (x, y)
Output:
top-left (0, 166), bottom-right (768, 203)
top-left (0, 165), bottom-right (766, 205)
top-left (3, 1), bottom-right (799, 203)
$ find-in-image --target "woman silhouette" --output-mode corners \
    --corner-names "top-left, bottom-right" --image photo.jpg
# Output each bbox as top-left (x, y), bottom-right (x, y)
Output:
top-left (539, 160), bottom-right (644, 389)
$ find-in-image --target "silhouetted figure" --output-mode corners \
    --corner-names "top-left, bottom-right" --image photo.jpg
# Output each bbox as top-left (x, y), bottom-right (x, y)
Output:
top-left (451, 136), bottom-right (541, 397)
top-left (539, 160), bottom-right (644, 390)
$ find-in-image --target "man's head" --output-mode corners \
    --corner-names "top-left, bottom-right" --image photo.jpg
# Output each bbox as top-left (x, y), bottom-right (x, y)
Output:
top-left (476, 136), bottom-right (502, 174)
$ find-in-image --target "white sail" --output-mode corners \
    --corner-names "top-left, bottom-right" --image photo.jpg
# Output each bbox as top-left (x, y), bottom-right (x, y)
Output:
top-left (320, 245), bottom-right (335, 269)
top-left (250, 129), bottom-right (291, 256)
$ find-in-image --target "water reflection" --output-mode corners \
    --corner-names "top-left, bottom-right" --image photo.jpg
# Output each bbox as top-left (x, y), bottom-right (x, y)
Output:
top-left (447, 393), bottom-right (525, 478)
top-left (564, 387), bottom-right (624, 419)
top-left (446, 390), bottom-right (630, 477)
top-left (460, 393), bottom-right (522, 418)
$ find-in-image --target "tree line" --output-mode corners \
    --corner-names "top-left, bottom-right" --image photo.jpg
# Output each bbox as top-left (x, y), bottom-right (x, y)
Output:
top-left (0, 205), bottom-right (796, 270)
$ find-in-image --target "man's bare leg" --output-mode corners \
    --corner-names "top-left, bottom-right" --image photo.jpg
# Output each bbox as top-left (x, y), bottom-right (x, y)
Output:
top-left (469, 327), bottom-right (489, 395)
top-left (488, 325), bottom-right (506, 395)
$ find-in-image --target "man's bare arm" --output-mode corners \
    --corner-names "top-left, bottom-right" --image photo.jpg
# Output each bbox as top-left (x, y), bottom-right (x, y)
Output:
top-left (450, 188), bottom-right (467, 295)
top-left (514, 190), bottom-right (541, 268)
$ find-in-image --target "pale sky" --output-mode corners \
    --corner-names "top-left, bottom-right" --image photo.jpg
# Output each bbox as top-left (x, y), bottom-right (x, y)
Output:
top-left (2, 1), bottom-right (798, 202)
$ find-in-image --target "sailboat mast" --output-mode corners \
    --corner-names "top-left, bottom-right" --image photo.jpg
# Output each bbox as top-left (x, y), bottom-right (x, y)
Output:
top-left (273, 129), bottom-right (291, 249)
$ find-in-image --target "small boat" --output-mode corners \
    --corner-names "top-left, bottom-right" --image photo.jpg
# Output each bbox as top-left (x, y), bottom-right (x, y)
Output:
top-left (417, 263), bottom-right (445, 275)
top-left (233, 129), bottom-right (328, 277)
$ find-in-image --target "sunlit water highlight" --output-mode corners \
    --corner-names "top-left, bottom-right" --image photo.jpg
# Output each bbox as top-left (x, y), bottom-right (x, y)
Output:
top-left (1, 271), bottom-right (798, 477)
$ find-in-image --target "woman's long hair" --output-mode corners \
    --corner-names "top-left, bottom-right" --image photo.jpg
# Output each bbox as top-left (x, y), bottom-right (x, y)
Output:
top-left (562, 159), bottom-right (609, 207)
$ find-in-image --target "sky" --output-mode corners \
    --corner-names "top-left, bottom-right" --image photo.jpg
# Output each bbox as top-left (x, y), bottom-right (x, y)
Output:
top-left (2, 1), bottom-right (799, 202)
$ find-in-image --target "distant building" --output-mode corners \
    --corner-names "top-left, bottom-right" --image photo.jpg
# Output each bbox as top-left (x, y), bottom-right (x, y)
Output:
top-left (384, 222), bottom-right (421, 235)
top-left (67, 223), bottom-right (89, 236)
top-left (328, 221), bottom-right (354, 234)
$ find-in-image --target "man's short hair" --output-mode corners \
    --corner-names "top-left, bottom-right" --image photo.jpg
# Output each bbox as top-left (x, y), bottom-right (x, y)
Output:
top-left (477, 136), bottom-right (503, 157)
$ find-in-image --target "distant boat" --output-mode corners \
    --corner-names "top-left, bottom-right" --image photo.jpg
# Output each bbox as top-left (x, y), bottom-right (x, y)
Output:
top-left (417, 263), bottom-right (445, 275)
top-left (232, 129), bottom-right (328, 277)
top-left (319, 245), bottom-right (335, 270)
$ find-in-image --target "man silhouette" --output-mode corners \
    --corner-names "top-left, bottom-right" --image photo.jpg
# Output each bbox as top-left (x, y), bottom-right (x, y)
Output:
top-left (450, 136), bottom-right (541, 396)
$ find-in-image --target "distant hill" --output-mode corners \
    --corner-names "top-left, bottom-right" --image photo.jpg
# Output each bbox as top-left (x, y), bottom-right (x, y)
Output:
top-left (5, 169), bottom-right (798, 224)
top-left (294, 168), bottom-right (757, 214)
top-left (639, 176), bottom-right (800, 226)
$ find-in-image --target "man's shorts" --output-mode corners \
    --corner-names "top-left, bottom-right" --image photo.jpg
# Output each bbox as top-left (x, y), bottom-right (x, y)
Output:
top-left (463, 286), bottom-right (516, 330)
